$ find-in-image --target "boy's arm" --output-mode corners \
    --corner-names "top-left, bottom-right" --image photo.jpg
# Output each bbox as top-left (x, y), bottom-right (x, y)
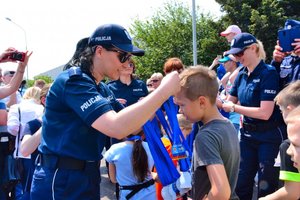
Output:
top-left (258, 181), bottom-right (300, 200)
top-left (203, 164), bottom-right (231, 200)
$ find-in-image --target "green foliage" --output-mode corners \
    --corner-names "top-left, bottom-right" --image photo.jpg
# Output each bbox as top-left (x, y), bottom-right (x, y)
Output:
top-left (130, 1), bottom-right (227, 80)
top-left (26, 75), bottom-right (53, 87)
top-left (215, 0), bottom-right (300, 62)
top-left (129, 0), bottom-right (299, 79)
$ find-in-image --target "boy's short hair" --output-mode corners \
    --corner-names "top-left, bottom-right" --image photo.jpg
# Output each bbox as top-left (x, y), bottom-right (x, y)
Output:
top-left (274, 80), bottom-right (300, 108)
top-left (179, 65), bottom-right (219, 104)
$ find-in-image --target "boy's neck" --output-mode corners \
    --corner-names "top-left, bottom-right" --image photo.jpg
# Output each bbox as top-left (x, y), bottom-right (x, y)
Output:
top-left (201, 105), bottom-right (225, 124)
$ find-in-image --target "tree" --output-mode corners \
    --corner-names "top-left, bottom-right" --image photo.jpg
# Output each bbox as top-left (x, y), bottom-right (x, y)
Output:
top-left (26, 75), bottom-right (53, 87)
top-left (130, 1), bottom-right (228, 80)
top-left (215, 0), bottom-right (300, 62)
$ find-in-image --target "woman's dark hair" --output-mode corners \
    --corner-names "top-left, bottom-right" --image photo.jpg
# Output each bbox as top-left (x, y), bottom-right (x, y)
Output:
top-left (130, 132), bottom-right (149, 183)
top-left (64, 41), bottom-right (116, 79)
top-left (64, 37), bottom-right (89, 71)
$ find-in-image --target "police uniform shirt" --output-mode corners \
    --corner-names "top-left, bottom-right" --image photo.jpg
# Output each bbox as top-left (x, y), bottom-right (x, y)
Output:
top-left (39, 68), bottom-right (123, 161)
top-left (271, 55), bottom-right (300, 89)
top-left (107, 79), bottom-right (148, 106)
top-left (230, 60), bottom-right (282, 124)
top-left (279, 139), bottom-right (300, 182)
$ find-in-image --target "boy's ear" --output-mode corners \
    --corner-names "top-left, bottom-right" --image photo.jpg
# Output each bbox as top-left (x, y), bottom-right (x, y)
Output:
top-left (287, 104), bottom-right (296, 112)
top-left (198, 96), bottom-right (206, 107)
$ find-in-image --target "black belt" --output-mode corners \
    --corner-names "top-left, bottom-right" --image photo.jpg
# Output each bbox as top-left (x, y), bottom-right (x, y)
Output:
top-left (38, 154), bottom-right (99, 170)
top-left (243, 121), bottom-right (284, 132)
top-left (119, 179), bottom-right (155, 200)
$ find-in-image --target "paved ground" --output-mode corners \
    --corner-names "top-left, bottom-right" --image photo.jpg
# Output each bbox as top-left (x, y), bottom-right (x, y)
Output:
top-left (99, 158), bottom-right (258, 200)
top-left (100, 159), bottom-right (115, 200)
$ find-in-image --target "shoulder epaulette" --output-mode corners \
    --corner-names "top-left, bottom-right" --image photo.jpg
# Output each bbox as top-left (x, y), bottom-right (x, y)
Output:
top-left (68, 67), bottom-right (82, 78)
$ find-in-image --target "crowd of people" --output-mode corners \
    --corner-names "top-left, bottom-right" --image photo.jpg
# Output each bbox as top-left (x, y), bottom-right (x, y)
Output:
top-left (0, 19), bottom-right (299, 200)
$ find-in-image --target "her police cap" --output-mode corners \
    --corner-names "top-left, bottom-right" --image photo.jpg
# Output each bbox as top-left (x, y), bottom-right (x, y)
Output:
top-left (88, 24), bottom-right (145, 56)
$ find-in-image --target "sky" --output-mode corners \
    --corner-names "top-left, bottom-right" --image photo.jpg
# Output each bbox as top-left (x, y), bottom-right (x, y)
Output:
top-left (0, 0), bottom-right (221, 79)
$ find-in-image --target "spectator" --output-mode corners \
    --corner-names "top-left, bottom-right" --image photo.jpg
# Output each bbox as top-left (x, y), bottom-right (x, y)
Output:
top-left (33, 79), bottom-right (46, 89)
top-left (146, 78), bottom-right (154, 93)
top-left (0, 68), bottom-right (3, 85)
top-left (29, 24), bottom-right (180, 200)
top-left (174, 66), bottom-right (240, 200)
top-left (1, 70), bottom-right (23, 108)
top-left (220, 25), bottom-right (242, 43)
top-left (108, 59), bottom-right (148, 107)
top-left (150, 72), bottom-right (163, 89)
top-left (271, 19), bottom-right (300, 89)
top-left (286, 106), bottom-right (300, 172)
top-left (104, 131), bottom-right (155, 200)
top-left (7, 86), bottom-right (44, 200)
top-left (163, 57), bottom-right (185, 75)
top-left (0, 48), bottom-right (31, 99)
top-left (222, 33), bottom-right (286, 199)
top-left (218, 55), bottom-right (242, 132)
top-left (259, 80), bottom-right (300, 199)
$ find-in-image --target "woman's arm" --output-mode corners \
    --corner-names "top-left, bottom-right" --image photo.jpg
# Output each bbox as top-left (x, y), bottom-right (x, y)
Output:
top-left (222, 100), bottom-right (275, 120)
top-left (92, 71), bottom-right (180, 139)
top-left (20, 128), bottom-right (42, 157)
top-left (0, 49), bottom-right (32, 99)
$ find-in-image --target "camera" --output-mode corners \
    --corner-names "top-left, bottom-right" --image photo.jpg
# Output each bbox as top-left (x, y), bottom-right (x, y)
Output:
top-left (9, 52), bottom-right (26, 62)
top-left (278, 27), bottom-right (300, 52)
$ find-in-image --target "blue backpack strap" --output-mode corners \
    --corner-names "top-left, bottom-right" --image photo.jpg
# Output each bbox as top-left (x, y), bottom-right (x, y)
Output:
top-left (68, 66), bottom-right (82, 78)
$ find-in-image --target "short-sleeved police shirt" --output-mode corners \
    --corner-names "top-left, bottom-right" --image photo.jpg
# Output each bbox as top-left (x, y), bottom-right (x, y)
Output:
top-left (230, 60), bottom-right (282, 124)
top-left (39, 69), bottom-right (123, 161)
top-left (107, 79), bottom-right (148, 106)
top-left (271, 55), bottom-right (300, 89)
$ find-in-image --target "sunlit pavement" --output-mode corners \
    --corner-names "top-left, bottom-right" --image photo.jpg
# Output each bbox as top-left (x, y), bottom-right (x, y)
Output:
top-left (100, 159), bottom-right (116, 200)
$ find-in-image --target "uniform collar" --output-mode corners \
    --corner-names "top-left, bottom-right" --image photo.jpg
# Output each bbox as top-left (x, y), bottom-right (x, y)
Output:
top-left (242, 60), bottom-right (264, 76)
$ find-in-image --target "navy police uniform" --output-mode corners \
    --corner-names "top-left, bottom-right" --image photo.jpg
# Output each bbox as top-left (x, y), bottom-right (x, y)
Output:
top-left (107, 79), bottom-right (148, 107)
top-left (230, 61), bottom-right (287, 199)
top-left (30, 67), bottom-right (123, 200)
top-left (271, 55), bottom-right (300, 89)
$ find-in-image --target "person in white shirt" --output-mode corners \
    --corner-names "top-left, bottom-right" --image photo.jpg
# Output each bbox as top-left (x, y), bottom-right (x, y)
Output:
top-left (7, 86), bottom-right (44, 200)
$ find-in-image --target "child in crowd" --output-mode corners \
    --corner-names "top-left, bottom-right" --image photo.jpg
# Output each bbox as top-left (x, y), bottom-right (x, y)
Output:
top-left (286, 106), bottom-right (300, 172)
top-left (104, 131), bottom-right (156, 200)
top-left (174, 66), bottom-right (240, 200)
top-left (259, 80), bottom-right (300, 200)
top-left (155, 113), bottom-right (193, 200)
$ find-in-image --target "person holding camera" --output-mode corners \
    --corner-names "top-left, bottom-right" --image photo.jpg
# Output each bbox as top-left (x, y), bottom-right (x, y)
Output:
top-left (0, 48), bottom-right (31, 100)
top-left (30, 24), bottom-right (180, 200)
top-left (271, 19), bottom-right (300, 89)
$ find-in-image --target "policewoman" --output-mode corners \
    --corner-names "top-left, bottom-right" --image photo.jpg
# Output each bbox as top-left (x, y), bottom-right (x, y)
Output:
top-left (30, 24), bottom-right (180, 200)
top-left (107, 59), bottom-right (148, 107)
top-left (222, 33), bottom-right (287, 200)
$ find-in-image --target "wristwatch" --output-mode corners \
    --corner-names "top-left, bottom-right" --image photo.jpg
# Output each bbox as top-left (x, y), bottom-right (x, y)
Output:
top-left (230, 104), bottom-right (235, 112)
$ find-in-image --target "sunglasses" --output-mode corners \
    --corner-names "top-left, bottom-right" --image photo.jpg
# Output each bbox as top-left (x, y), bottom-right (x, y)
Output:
top-left (147, 84), bottom-right (152, 87)
top-left (151, 79), bottom-right (160, 83)
top-left (4, 71), bottom-right (15, 76)
top-left (107, 49), bottom-right (132, 63)
top-left (234, 46), bottom-right (250, 57)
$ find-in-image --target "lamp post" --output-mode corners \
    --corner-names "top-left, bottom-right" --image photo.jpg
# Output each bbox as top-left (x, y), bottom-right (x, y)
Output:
top-left (5, 17), bottom-right (29, 80)
top-left (192, 0), bottom-right (197, 65)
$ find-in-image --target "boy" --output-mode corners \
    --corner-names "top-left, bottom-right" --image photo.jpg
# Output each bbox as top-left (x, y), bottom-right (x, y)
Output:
top-left (286, 106), bottom-right (300, 173)
top-left (174, 66), bottom-right (240, 200)
top-left (260, 80), bottom-right (300, 199)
